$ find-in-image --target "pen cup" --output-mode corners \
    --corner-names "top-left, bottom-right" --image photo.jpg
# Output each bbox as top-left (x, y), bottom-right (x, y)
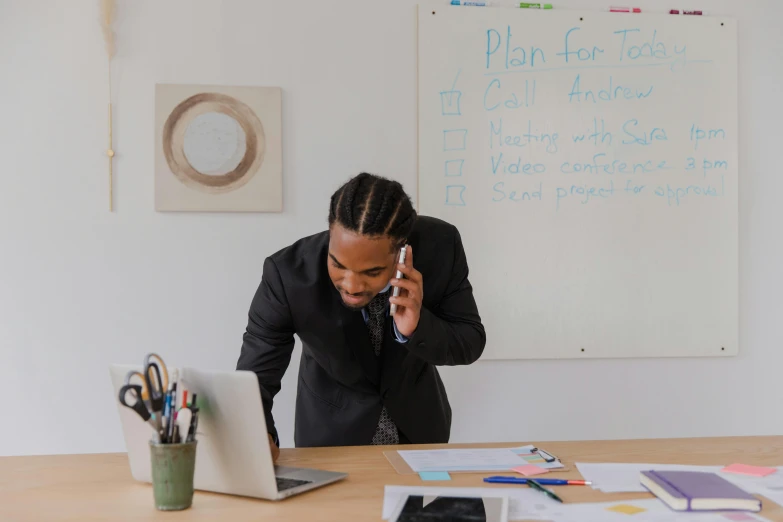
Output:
top-left (149, 440), bottom-right (197, 511)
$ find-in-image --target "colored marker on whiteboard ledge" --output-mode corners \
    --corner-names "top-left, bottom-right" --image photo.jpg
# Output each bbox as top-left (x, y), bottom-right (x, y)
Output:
top-left (670, 9), bottom-right (704, 15)
top-left (610, 6), bottom-right (641, 12)
top-left (519, 2), bottom-right (553, 8)
top-left (450, 0), bottom-right (492, 5)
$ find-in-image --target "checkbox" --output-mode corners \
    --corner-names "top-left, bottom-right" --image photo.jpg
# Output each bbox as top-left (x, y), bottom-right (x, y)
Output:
top-left (445, 160), bottom-right (464, 177)
top-left (443, 129), bottom-right (468, 151)
top-left (440, 90), bottom-right (462, 116)
top-left (445, 185), bottom-right (466, 206)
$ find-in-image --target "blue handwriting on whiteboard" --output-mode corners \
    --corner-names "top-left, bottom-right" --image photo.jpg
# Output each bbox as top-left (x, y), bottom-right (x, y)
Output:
top-left (556, 27), bottom-right (605, 63)
top-left (685, 157), bottom-right (729, 177)
top-left (489, 118), bottom-right (559, 153)
top-left (492, 182), bottom-right (543, 202)
top-left (556, 180), bottom-right (615, 209)
top-left (491, 154), bottom-right (546, 175)
top-left (484, 78), bottom-right (537, 111)
top-left (572, 118), bottom-right (613, 147)
top-left (621, 119), bottom-right (668, 146)
top-left (486, 26), bottom-right (546, 71)
top-left (560, 153), bottom-right (672, 174)
top-left (690, 124), bottom-right (726, 150)
top-left (613, 28), bottom-right (687, 70)
top-left (654, 175), bottom-right (724, 205)
top-left (568, 74), bottom-right (654, 104)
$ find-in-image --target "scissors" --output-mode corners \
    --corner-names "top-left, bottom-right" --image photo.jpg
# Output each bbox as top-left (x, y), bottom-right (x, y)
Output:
top-left (123, 370), bottom-right (149, 401)
top-left (118, 383), bottom-right (160, 442)
top-left (143, 353), bottom-right (169, 434)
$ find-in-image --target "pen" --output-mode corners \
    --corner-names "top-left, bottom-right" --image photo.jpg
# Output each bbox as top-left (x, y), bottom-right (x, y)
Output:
top-left (484, 476), bottom-right (591, 485)
top-left (519, 2), bottom-right (553, 7)
top-left (528, 479), bottom-right (564, 503)
top-left (609, 6), bottom-right (641, 12)
top-left (167, 383), bottom-right (178, 443)
top-left (187, 394), bottom-right (199, 443)
top-left (161, 393), bottom-right (171, 443)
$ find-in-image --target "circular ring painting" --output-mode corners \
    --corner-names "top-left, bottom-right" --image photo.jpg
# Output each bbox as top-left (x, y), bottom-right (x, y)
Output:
top-left (161, 93), bottom-right (266, 194)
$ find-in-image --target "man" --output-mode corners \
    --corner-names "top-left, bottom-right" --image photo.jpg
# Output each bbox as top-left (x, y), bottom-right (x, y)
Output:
top-left (237, 173), bottom-right (485, 460)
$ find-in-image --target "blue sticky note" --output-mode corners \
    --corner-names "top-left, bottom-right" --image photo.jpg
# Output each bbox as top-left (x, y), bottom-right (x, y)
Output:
top-left (419, 471), bottom-right (451, 481)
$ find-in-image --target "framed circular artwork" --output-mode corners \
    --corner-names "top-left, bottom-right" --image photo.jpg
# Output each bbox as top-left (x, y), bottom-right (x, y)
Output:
top-left (155, 84), bottom-right (282, 212)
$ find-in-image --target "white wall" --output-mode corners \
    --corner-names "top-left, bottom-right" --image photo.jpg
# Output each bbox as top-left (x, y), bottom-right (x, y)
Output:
top-left (0, 0), bottom-right (781, 457)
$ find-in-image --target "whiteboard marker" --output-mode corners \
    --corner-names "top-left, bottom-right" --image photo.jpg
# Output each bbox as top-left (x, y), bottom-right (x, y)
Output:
top-left (609, 6), bottom-right (641, 12)
top-left (670, 9), bottom-right (704, 15)
top-left (450, 0), bottom-right (492, 5)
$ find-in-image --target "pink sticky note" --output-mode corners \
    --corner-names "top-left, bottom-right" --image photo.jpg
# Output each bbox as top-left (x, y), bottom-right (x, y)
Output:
top-left (722, 463), bottom-right (777, 477)
top-left (512, 464), bottom-right (549, 476)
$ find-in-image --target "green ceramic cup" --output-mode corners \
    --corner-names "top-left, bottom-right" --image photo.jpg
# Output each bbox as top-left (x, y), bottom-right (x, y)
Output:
top-left (149, 441), bottom-right (197, 511)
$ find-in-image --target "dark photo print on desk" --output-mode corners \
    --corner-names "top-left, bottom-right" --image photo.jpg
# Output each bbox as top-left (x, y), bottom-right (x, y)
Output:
top-left (390, 495), bottom-right (507, 522)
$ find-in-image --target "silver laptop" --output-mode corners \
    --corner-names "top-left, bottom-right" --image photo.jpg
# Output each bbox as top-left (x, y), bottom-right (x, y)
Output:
top-left (109, 364), bottom-right (347, 500)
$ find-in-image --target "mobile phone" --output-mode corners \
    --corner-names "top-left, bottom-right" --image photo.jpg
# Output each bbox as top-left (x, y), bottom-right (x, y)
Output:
top-left (389, 246), bottom-right (407, 316)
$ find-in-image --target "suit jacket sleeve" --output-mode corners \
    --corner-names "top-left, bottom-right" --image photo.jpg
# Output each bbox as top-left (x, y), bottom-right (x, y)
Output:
top-left (236, 257), bottom-right (295, 445)
top-left (406, 228), bottom-right (486, 366)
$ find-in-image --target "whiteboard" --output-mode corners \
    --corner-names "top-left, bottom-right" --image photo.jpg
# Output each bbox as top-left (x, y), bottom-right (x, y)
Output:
top-left (417, 6), bottom-right (738, 360)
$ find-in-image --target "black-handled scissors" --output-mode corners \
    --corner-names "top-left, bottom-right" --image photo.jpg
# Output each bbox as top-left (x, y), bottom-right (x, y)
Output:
top-left (118, 383), bottom-right (159, 437)
top-left (143, 353), bottom-right (169, 435)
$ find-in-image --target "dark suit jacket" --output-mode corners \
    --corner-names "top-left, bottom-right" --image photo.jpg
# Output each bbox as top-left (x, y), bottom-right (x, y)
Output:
top-left (236, 216), bottom-right (486, 447)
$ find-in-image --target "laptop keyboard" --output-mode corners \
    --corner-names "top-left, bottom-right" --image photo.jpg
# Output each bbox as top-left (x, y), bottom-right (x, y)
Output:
top-left (276, 476), bottom-right (312, 491)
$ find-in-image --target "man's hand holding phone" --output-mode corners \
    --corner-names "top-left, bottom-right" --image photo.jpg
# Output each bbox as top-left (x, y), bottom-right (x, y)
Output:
top-left (389, 245), bottom-right (423, 338)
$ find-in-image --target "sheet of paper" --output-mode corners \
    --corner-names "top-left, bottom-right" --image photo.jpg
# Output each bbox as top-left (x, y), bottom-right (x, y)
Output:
top-left (397, 448), bottom-right (528, 472)
top-left (396, 445), bottom-right (564, 473)
top-left (382, 485), bottom-right (562, 521)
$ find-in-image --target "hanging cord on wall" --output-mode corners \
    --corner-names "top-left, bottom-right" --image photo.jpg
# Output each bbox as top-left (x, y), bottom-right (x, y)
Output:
top-left (99, 0), bottom-right (116, 212)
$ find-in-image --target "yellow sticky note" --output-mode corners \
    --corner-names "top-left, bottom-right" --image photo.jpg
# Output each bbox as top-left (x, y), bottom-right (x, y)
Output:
top-left (607, 504), bottom-right (647, 515)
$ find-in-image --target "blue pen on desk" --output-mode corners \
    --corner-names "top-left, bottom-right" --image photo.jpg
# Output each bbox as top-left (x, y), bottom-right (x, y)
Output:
top-left (484, 476), bottom-right (592, 486)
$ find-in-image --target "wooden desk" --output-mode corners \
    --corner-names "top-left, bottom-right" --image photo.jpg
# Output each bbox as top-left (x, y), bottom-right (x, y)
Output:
top-left (2, 436), bottom-right (783, 521)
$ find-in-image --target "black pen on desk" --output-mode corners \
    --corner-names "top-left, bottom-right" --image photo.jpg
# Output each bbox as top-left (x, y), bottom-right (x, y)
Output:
top-left (528, 479), bottom-right (563, 503)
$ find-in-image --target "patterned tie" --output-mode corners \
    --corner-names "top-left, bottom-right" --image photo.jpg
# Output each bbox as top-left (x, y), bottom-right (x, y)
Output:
top-left (367, 291), bottom-right (400, 445)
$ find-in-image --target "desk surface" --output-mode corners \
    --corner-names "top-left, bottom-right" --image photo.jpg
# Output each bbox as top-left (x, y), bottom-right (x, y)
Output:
top-left (2, 436), bottom-right (783, 521)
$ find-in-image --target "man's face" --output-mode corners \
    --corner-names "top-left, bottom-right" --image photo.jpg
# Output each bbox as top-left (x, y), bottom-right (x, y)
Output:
top-left (327, 224), bottom-right (399, 310)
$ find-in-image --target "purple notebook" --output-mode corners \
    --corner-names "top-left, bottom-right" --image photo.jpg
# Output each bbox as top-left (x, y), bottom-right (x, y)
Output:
top-left (640, 471), bottom-right (761, 512)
